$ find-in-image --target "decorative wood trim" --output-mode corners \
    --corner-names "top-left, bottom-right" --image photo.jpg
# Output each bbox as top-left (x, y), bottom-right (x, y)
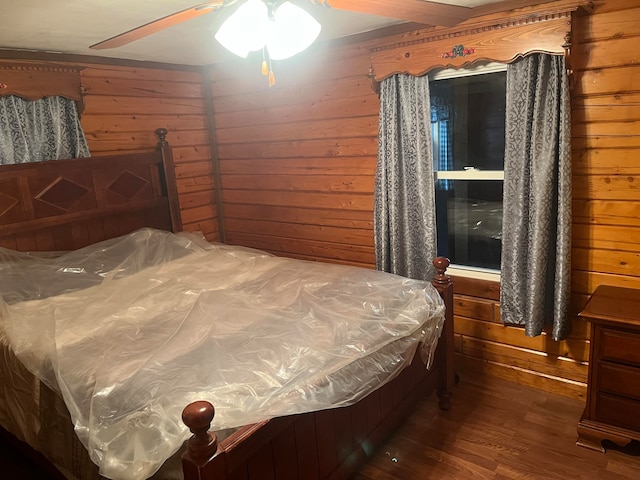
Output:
top-left (0, 61), bottom-right (85, 112)
top-left (0, 48), bottom-right (203, 72)
top-left (440, 45), bottom-right (476, 60)
top-left (367, 62), bottom-right (380, 97)
top-left (563, 30), bottom-right (575, 88)
top-left (368, 2), bottom-right (592, 82)
top-left (370, 10), bottom-right (569, 55)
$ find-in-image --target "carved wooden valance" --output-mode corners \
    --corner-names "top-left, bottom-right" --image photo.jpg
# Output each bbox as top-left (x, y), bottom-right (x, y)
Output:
top-left (367, 0), bottom-right (593, 88)
top-left (0, 62), bottom-right (85, 112)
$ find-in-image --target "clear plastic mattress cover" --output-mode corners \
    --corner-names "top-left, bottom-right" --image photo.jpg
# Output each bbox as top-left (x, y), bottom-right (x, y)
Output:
top-left (0, 229), bottom-right (445, 480)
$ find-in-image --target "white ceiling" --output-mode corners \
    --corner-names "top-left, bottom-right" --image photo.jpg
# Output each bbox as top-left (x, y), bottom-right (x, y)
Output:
top-left (0, 0), bottom-right (502, 65)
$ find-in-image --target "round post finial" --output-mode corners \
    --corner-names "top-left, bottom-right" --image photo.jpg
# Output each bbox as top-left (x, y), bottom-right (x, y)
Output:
top-left (432, 257), bottom-right (451, 288)
top-left (155, 128), bottom-right (169, 146)
top-left (182, 401), bottom-right (218, 466)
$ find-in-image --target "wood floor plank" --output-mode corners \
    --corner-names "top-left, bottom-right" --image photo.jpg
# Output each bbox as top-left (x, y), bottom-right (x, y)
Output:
top-left (354, 371), bottom-right (640, 480)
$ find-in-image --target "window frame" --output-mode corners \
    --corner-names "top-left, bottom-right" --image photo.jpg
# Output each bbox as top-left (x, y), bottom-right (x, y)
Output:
top-left (429, 62), bottom-right (507, 279)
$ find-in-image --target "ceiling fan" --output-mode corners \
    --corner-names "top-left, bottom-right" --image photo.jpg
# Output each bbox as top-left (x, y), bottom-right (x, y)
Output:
top-left (89, 0), bottom-right (473, 51)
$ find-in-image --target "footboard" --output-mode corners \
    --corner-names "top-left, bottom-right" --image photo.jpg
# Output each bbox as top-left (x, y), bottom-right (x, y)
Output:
top-left (182, 257), bottom-right (454, 480)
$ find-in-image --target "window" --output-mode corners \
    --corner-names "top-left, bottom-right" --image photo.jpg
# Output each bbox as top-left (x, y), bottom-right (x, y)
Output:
top-left (430, 63), bottom-right (506, 273)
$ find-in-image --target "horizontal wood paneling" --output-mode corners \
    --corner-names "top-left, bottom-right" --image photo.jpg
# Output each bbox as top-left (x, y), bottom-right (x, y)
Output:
top-left (224, 204), bottom-right (373, 229)
top-left (219, 157), bottom-right (377, 176)
top-left (230, 233), bottom-right (374, 266)
top-left (217, 137), bottom-right (378, 160)
top-left (573, 199), bottom-right (640, 226)
top-left (216, 116), bottom-right (378, 144)
top-left (450, 277), bottom-right (589, 398)
top-left (78, 64), bottom-right (218, 240)
top-left (216, 94), bottom-right (378, 127)
top-left (222, 174), bottom-right (374, 193)
top-left (461, 337), bottom-right (588, 384)
top-left (573, 148), bottom-right (640, 175)
top-left (576, 5), bottom-right (640, 42)
top-left (222, 190), bottom-right (373, 210)
top-left (84, 95), bottom-right (204, 115)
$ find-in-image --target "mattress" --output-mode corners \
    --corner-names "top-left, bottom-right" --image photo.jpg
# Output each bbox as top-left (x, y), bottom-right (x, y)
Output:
top-left (0, 229), bottom-right (445, 480)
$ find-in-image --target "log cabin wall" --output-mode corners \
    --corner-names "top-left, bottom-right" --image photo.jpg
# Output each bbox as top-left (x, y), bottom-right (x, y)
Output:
top-left (0, 56), bottom-right (220, 242)
top-left (205, 46), bottom-right (379, 265)
top-left (207, 0), bottom-right (640, 399)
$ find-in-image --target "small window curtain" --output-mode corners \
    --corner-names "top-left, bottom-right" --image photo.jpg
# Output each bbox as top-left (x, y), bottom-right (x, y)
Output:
top-left (0, 95), bottom-right (90, 165)
top-left (430, 80), bottom-right (453, 191)
top-left (374, 74), bottom-right (437, 281)
top-left (500, 54), bottom-right (572, 340)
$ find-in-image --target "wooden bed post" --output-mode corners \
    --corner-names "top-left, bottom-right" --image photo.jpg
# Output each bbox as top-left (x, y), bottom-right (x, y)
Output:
top-left (155, 128), bottom-right (183, 233)
top-left (182, 401), bottom-right (226, 480)
top-left (432, 257), bottom-right (455, 410)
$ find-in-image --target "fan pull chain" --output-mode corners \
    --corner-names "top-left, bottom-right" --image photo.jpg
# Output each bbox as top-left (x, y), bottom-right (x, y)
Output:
top-left (261, 47), bottom-right (269, 76)
top-left (268, 58), bottom-right (276, 87)
top-left (261, 46), bottom-right (276, 87)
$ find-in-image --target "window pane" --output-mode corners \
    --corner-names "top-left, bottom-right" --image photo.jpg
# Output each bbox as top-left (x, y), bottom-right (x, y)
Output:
top-left (435, 180), bottom-right (502, 270)
top-left (431, 71), bottom-right (506, 171)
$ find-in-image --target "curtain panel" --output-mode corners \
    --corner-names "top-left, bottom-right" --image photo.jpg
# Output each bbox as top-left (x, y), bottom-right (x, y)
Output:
top-left (374, 74), bottom-right (437, 281)
top-left (0, 95), bottom-right (90, 165)
top-left (500, 54), bottom-right (572, 341)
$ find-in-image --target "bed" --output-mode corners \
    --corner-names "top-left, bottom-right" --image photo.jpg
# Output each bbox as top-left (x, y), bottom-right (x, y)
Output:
top-left (0, 130), bottom-right (455, 480)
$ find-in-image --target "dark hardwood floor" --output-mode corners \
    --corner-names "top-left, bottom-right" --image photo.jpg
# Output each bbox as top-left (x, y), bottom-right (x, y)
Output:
top-left (355, 371), bottom-right (640, 479)
top-left (0, 434), bottom-right (60, 480)
top-left (2, 372), bottom-right (639, 479)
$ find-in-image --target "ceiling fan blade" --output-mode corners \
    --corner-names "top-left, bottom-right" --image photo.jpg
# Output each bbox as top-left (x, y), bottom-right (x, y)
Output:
top-left (317, 0), bottom-right (472, 27)
top-left (90, 1), bottom-right (226, 50)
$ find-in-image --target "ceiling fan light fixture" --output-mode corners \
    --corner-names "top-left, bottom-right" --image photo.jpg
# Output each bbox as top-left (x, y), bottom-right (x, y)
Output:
top-left (214, 0), bottom-right (321, 60)
top-left (266, 2), bottom-right (321, 60)
top-left (214, 0), bottom-right (270, 58)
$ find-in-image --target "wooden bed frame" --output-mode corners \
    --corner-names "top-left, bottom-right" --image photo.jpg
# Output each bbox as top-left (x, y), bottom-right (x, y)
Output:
top-left (0, 129), bottom-right (455, 480)
top-left (181, 258), bottom-right (454, 480)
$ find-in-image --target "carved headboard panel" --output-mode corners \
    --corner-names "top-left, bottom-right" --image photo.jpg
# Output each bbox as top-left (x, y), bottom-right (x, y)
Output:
top-left (0, 130), bottom-right (182, 252)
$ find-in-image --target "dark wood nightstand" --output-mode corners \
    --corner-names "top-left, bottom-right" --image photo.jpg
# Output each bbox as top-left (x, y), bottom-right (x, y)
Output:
top-left (577, 285), bottom-right (640, 452)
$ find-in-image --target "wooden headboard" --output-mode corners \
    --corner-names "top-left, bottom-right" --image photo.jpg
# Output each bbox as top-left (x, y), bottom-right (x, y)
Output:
top-left (0, 128), bottom-right (181, 252)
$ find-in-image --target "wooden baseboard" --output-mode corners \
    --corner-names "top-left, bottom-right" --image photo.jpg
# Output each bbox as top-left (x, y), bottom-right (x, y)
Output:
top-left (456, 353), bottom-right (587, 400)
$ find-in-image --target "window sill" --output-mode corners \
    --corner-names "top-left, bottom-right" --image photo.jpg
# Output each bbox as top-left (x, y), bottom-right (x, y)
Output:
top-left (445, 265), bottom-right (500, 283)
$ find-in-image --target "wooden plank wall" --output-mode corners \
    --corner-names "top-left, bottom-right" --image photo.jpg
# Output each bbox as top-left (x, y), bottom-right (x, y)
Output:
top-left (206, 44), bottom-right (378, 266)
top-left (572, 0), bottom-right (640, 294)
top-left (206, 0), bottom-right (640, 399)
top-left (0, 57), bottom-right (219, 242)
top-left (79, 63), bottom-right (219, 241)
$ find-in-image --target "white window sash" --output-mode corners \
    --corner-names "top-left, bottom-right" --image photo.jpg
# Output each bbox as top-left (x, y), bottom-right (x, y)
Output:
top-left (435, 170), bottom-right (504, 181)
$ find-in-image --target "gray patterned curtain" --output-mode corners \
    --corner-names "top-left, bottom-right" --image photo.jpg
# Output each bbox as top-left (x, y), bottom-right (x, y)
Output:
top-left (500, 54), bottom-right (572, 340)
top-left (0, 95), bottom-right (90, 165)
top-left (374, 74), bottom-right (437, 281)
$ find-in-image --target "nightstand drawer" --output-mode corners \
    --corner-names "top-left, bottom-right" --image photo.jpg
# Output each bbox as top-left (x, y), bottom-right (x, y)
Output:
top-left (600, 328), bottom-right (640, 366)
top-left (597, 362), bottom-right (640, 400)
top-left (595, 393), bottom-right (640, 432)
